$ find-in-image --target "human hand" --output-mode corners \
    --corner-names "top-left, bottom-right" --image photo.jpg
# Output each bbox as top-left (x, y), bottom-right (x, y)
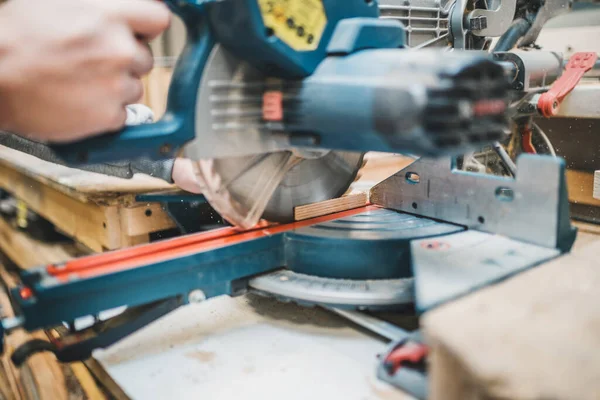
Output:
top-left (0, 0), bottom-right (170, 142)
top-left (171, 158), bottom-right (204, 194)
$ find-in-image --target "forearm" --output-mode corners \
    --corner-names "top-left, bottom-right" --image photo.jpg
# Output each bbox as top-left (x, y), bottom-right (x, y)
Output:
top-left (0, 0), bottom-right (169, 142)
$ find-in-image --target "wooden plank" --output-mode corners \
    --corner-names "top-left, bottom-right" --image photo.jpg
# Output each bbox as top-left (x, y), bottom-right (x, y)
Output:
top-left (0, 162), bottom-right (115, 251)
top-left (594, 170), bottom-right (600, 200)
top-left (573, 220), bottom-right (600, 236)
top-left (70, 362), bottom-right (106, 400)
top-left (566, 169), bottom-right (600, 207)
top-left (294, 193), bottom-right (368, 221)
top-left (0, 216), bottom-right (78, 269)
top-left (0, 162), bottom-right (176, 250)
top-left (424, 232), bottom-right (600, 400)
top-left (83, 359), bottom-right (130, 400)
top-left (0, 146), bottom-right (173, 198)
top-left (0, 267), bottom-right (70, 400)
top-left (119, 204), bottom-right (176, 237)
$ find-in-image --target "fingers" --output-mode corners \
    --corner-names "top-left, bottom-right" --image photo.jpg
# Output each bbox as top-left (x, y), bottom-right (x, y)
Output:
top-left (110, 0), bottom-right (171, 41)
top-left (172, 158), bottom-right (206, 194)
top-left (107, 106), bottom-right (129, 132)
top-left (131, 41), bottom-right (154, 77)
top-left (121, 76), bottom-right (145, 105)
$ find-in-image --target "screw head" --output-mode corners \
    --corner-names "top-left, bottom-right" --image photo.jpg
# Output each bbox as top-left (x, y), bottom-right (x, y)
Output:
top-left (159, 143), bottom-right (172, 155)
top-left (188, 289), bottom-right (207, 304)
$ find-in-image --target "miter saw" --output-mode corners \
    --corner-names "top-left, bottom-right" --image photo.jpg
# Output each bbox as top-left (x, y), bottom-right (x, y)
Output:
top-left (52, 0), bottom-right (516, 228)
top-left (1, 0), bottom-right (599, 398)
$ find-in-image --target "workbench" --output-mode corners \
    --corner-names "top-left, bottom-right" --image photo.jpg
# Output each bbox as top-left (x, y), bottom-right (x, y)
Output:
top-left (94, 295), bottom-right (412, 400)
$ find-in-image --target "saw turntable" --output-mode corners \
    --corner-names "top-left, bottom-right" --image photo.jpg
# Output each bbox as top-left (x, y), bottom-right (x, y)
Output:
top-left (1, 0), bottom-right (598, 397)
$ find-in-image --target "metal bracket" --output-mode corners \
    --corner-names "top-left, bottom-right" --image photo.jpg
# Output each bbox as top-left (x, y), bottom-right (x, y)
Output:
top-left (370, 155), bottom-right (576, 252)
top-left (468, 0), bottom-right (517, 37)
top-left (371, 155), bottom-right (576, 312)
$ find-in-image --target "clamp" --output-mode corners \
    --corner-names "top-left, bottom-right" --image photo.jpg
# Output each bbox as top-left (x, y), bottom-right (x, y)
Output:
top-left (377, 334), bottom-right (429, 400)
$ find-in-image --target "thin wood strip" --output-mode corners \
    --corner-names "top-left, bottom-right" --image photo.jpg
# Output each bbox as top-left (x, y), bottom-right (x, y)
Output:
top-left (70, 362), bottom-right (106, 400)
top-left (294, 193), bottom-right (368, 221)
top-left (594, 170), bottom-right (600, 200)
top-left (83, 358), bottom-right (130, 400)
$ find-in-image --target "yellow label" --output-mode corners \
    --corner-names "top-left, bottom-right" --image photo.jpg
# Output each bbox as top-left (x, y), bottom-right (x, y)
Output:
top-left (258, 0), bottom-right (327, 51)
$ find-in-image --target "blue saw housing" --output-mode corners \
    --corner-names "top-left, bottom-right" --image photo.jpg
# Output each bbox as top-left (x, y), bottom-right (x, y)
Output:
top-left (208, 0), bottom-right (380, 78)
top-left (52, 0), bottom-right (508, 164)
top-left (50, 0), bottom-right (407, 163)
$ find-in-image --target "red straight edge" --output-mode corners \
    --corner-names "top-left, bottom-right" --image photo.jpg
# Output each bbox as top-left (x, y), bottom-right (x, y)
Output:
top-left (46, 205), bottom-right (378, 281)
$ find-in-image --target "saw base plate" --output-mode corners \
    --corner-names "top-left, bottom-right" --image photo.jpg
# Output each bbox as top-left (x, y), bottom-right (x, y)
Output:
top-left (248, 206), bottom-right (562, 311)
top-left (249, 207), bottom-right (461, 309)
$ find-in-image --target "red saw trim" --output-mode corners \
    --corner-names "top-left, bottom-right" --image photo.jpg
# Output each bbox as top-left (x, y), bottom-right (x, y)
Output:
top-left (521, 125), bottom-right (536, 154)
top-left (47, 205), bottom-right (378, 281)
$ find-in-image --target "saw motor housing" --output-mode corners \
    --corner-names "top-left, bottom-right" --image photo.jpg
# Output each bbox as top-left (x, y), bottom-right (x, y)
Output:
top-left (55, 0), bottom-right (510, 163)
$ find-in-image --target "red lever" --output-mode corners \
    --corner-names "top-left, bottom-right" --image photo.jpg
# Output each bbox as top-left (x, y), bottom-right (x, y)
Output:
top-left (263, 91), bottom-right (284, 122)
top-left (538, 52), bottom-right (598, 117)
top-left (521, 124), bottom-right (536, 154)
top-left (384, 342), bottom-right (429, 374)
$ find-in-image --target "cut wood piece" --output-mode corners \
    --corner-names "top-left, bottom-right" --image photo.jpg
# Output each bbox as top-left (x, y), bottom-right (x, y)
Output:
top-left (594, 170), bottom-right (600, 200)
top-left (424, 232), bottom-right (600, 400)
top-left (294, 193), bottom-right (368, 221)
top-left (566, 169), bottom-right (600, 207)
top-left (349, 153), bottom-right (416, 193)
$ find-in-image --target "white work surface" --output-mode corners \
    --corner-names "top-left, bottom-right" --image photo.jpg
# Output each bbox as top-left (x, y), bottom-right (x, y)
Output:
top-left (93, 295), bottom-right (412, 400)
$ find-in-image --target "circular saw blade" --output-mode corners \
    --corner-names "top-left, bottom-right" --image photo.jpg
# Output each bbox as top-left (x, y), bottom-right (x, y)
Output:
top-left (262, 150), bottom-right (364, 221)
top-left (193, 151), bottom-right (364, 228)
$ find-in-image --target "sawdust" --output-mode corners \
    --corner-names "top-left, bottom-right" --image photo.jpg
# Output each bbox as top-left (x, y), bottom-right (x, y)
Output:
top-left (185, 350), bottom-right (216, 363)
top-left (245, 294), bottom-right (349, 330)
